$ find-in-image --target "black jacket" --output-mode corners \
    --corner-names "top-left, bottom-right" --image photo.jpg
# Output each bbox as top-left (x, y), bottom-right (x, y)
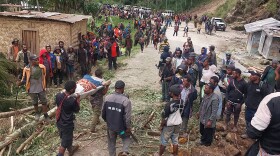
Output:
top-left (56, 93), bottom-right (80, 128)
top-left (102, 93), bottom-right (131, 132)
top-left (226, 78), bottom-right (247, 104)
top-left (245, 81), bottom-right (273, 110)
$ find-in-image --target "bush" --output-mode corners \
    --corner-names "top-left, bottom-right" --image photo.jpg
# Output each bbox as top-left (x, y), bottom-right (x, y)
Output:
top-left (83, 2), bottom-right (100, 17)
top-left (267, 0), bottom-right (278, 14)
top-left (0, 53), bottom-right (16, 96)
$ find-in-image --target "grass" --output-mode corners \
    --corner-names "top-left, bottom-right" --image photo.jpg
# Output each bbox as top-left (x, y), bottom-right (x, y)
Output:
top-left (214, 0), bottom-right (238, 18)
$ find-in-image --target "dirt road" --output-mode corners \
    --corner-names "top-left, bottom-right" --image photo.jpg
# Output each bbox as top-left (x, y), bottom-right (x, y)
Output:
top-left (73, 22), bottom-right (248, 156)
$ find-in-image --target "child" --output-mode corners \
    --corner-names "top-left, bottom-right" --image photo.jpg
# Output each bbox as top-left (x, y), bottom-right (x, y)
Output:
top-left (197, 22), bottom-right (202, 34)
top-left (120, 44), bottom-right (126, 56)
top-left (66, 46), bottom-right (75, 80)
top-left (139, 36), bottom-right (145, 53)
top-left (56, 80), bottom-right (80, 156)
top-left (53, 47), bottom-right (64, 87)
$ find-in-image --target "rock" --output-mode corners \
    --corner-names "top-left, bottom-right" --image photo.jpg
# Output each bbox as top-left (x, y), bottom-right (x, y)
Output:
top-left (224, 144), bottom-right (241, 156)
top-left (259, 59), bottom-right (270, 65)
top-left (191, 147), bottom-right (224, 156)
top-left (189, 134), bottom-right (197, 141)
top-left (239, 139), bottom-right (255, 148)
top-left (226, 132), bottom-right (235, 143)
top-left (221, 132), bottom-right (227, 137)
top-left (217, 140), bottom-right (226, 148)
top-left (178, 149), bottom-right (190, 156)
top-left (216, 122), bottom-right (225, 132)
top-left (230, 22), bottom-right (245, 31)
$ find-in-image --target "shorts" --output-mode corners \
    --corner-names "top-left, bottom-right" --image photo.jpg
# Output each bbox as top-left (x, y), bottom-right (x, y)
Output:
top-left (67, 65), bottom-right (74, 74)
top-left (58, 126), bottom-right (74, 148)
top-left (29, 91), bottom-right (47, 105)
top-left (160, 125), bottom-right (180, 146)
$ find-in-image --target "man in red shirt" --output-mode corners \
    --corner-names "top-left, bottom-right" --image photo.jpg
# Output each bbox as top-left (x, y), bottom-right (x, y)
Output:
top-left (108, 38), bottom-right (119, 70)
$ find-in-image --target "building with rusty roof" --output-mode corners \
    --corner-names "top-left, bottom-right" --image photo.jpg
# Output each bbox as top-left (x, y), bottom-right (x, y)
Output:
top-left (0, 10), bottom-right (90, 55)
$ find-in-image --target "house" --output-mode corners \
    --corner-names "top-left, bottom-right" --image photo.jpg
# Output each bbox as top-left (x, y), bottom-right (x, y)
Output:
top-left (258, 27), bottom-right (280, 59)
top-left (244, 18), bottom-right (280, 54)
top-left (0, 10), bottom-right (90, 55)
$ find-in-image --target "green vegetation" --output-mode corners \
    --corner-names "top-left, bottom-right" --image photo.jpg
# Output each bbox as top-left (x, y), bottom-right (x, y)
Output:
top-left (214, 0), bottom-right (238, 18)
top-left (267, 0), bottom-right (279, 14)
top-left (0, 53), bottom-right (16, 96)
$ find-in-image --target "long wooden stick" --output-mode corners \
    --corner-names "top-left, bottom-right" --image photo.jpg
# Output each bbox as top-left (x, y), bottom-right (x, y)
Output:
top-left (0, 105), bottom-right (42, 118)
top-left (0, 107), bottom-right (56, 150)
top-left (142, 111), bottom-right (155, 128)
top-left (16, 131), bottom-right (40, 154)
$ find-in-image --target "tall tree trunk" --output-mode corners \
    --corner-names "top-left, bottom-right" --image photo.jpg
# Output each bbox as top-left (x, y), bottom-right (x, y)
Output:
top-left (36, 0), bottom-right (40, 11)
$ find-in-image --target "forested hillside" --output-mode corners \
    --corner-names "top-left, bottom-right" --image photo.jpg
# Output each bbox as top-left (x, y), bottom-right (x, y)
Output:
top-left (0, 0), bottom-right (213, 13)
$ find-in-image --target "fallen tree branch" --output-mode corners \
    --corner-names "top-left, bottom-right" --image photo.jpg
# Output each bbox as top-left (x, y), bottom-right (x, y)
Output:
top-left (16, 131), bottom-right (41, 154)
top-left (142, 111), bottom-right (155, 129)
top-left (0, 108), bottom-right (56, 150)
top-left (0, 148), bottom-right (6, 156)
top-left (0, 105), bottom-right (42, 118)
top-left (0, 87), bottom-right (103, 150)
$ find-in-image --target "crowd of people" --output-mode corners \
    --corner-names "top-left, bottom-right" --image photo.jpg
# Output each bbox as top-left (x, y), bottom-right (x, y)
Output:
top-left (5, 8), bottom-right (280, 156)
top-left (155, 35), bottom-right (280, 155)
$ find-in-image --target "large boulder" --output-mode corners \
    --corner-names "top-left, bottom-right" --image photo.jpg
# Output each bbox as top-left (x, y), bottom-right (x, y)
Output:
top-left (230, 22), bottom-right (246, 31)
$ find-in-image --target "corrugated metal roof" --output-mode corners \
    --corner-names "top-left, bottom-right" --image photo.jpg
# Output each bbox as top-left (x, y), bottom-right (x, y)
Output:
top-left (244, 18), bottom-right (280, 33)
top-left (0, 11), bottom-right (90, 23)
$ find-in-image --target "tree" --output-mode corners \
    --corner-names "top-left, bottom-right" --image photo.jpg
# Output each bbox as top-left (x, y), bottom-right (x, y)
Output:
top-left (83, 2), bottom-right (100, 17)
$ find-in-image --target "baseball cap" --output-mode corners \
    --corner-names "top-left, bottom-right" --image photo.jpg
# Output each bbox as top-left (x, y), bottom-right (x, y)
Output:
top-left (115, 80), bottom-right (125, 89)
top-left (169, 84), bottom-right (182, 96)
top-left (29, 55), bottom-right (38, 61)
top-left (226, 52), bottom-right (231, 56)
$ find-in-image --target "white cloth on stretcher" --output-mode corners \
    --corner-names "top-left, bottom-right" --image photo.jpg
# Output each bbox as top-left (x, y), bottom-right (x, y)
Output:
top-left (61, 76), bottom-right (104, 99)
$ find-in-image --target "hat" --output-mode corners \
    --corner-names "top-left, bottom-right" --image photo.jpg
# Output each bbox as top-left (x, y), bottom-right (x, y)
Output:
top-left (249, 70), bottom-right (261, 77)
top-left (166, 57), bottom-right (172, 62)
top-left (177, 64), bottom-right (185, 70)
top-left (169, 84), bottom-right (182, 96)
top-left (29, 55), bottom-right (38, 61)
top-left (175, 47), bottom-right (181, 51)
top-left (226, 52), bottom-right (231, 56)
top-left (13, 38), bottom-right (19, 42)
top-left (187, 37), bottom-right (191, 40)
top-left (115, 80), bottom-right (125, 89)
top-left (272, 59), bottom-right (279, 64)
